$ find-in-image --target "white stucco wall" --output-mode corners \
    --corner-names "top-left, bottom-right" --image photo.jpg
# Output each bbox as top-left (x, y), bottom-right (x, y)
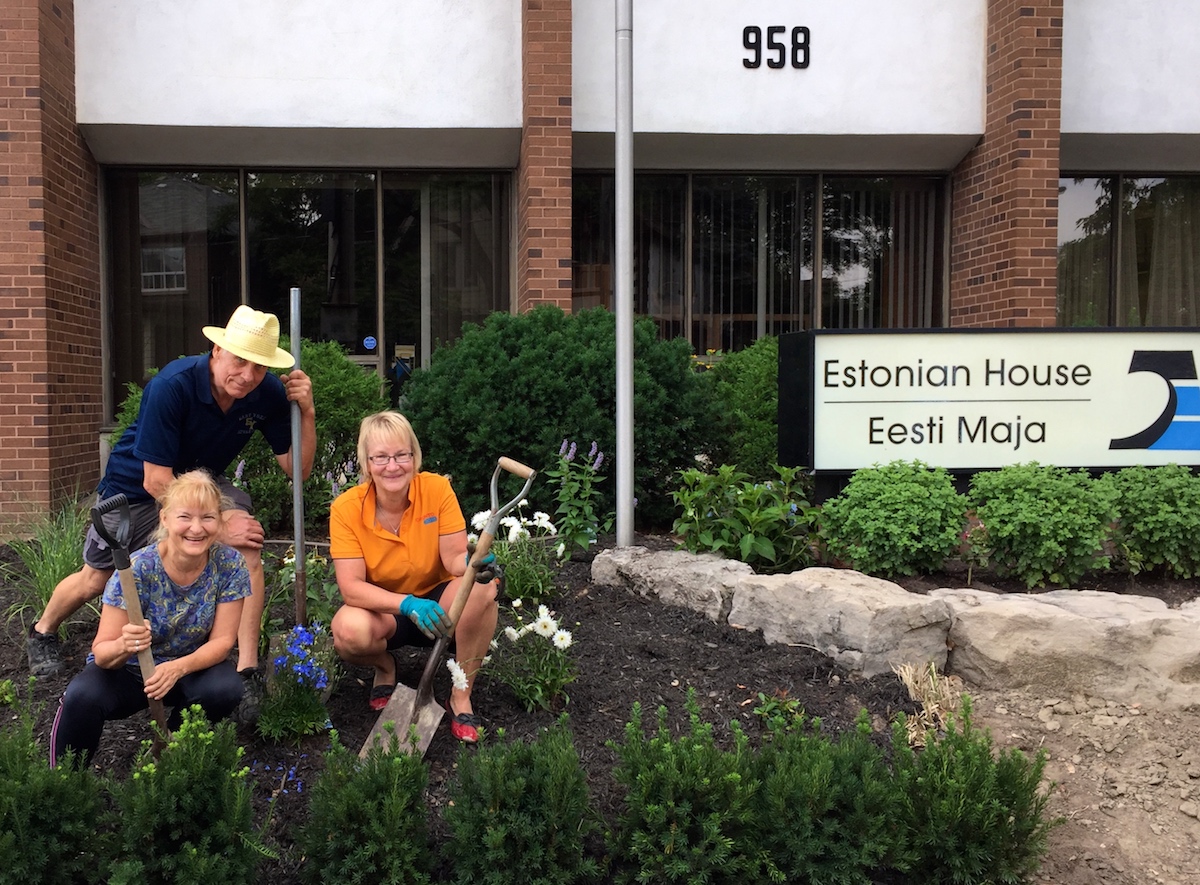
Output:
top-left (1061, 0), bottom-right (1200, 170)
top-left (75, 0), bottom-right (523, 166)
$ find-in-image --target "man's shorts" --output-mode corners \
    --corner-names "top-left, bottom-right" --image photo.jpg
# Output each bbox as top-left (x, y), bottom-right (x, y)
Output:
top-left (83, 474), bottom-right (254, 570)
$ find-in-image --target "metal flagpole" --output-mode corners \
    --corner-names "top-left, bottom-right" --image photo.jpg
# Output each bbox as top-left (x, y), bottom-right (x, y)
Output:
top-left (615, 0), bottom-right (635, 547)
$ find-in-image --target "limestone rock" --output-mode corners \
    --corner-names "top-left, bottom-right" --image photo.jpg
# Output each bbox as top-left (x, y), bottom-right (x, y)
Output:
top-left (591, 547), bottom-right (753, 622)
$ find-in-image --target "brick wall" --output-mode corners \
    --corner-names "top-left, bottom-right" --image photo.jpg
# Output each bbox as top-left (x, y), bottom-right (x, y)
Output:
top-left (516, 0), bottom-right (573, 313)
top-left (949, 0), bottom-right (1062, 327)
top-left (0, 0), bottom-right (100, 535)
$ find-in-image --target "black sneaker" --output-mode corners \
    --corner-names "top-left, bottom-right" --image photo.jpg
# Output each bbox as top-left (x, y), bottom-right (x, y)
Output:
top-left (27, 626), bottom-right (64, 677)
top-left (232, 667), bottom-right (264, 728)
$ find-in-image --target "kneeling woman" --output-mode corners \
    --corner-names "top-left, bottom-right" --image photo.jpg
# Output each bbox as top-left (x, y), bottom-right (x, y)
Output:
top-left (51, 470), bottom-right (249, 767)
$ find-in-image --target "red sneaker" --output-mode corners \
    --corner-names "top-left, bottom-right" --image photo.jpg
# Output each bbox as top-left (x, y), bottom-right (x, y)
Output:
top-left (445, 700), bottom-right (481, 743)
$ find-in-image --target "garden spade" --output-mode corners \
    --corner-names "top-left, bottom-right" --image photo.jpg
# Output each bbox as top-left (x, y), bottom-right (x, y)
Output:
top-left (91, 494), bottom-right (171, 756)
top-left (360, 456), bottom-right (536, 758)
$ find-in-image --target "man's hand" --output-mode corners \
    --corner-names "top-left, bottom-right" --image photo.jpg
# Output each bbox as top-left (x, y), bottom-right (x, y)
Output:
top-left (280, 369), bottom-right (315, 415)
top-left (400, 595), bottom-right (453, 640)
top-left (220, 510), bottom-right (266, 552)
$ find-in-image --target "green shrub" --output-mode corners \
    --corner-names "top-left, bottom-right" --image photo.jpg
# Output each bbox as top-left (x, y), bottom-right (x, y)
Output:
top-left (114, 337), bottom-right (388, 536)
top-left (401, 306), bottom-right (717, 528)
top-left (109, 707), bottom-right (263, 885)
top-left (753, 711), bottom-right (906, 884)
top-left (891, 696), bottom-right (1057, 884)
top-left (671, 464), bottom-right (816, 574)
top-left (0, 685), bottom-right (112, 884)
top-left (446, 720), bottom-right (600, 885)
top-left (608, 691), bottom-right (762, 884)
top-left (819, 460), bottom-right (968, 577)
top-left (705, 336), bottom-right (779, 482)
top-left (968, 462), bottom-right (1115, 587)
top-left (295, 732), bottom-right (432, 885)
top-left (1, 489), bottom-right (92, 634)
top-left (1096, 464), bottom-right (1200, 578)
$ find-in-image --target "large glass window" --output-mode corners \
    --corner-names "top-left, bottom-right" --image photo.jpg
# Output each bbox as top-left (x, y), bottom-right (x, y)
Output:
top-left (1058, 175), bottom-right (1200, 328)
top-left (572, 172), bottom-right (940, 351)
top-left (103, 168), bottom-right (509, 418)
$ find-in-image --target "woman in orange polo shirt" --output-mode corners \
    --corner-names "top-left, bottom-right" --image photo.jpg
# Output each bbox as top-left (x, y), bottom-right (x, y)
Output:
top-left (329, 410), bottom-right (498, 743)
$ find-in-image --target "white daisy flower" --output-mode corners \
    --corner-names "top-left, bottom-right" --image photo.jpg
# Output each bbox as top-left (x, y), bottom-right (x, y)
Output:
top-left (504, 626), bottom-right (521, 642)
top-left (552, 629), bottom-right (573, 650)
top-left (511, 598), bottom-right (522, 609)
top-left (471, 510), bottom-right (492, 531)
top-left (533, 614), bottom-right (557, 638)
top-left (446, 658), bottom-right (469, 691)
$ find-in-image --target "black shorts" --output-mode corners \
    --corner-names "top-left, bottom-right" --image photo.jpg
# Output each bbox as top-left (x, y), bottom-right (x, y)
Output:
top-left (386, 581), bottom-right (455, 651)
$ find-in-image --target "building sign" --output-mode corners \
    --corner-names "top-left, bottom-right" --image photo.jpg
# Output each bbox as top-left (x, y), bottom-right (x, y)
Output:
top-left (778, 329), bottom-right (1200, 472)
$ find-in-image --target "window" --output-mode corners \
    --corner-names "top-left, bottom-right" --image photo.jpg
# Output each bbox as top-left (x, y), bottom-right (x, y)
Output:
top-left (1058, 175), bottom-right (1200, 328)
top-left (140, 245), bottom-right (186, 292)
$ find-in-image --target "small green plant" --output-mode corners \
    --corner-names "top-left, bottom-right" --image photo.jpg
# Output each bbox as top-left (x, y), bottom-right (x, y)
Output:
top-left (1, 490), bottom-right (92, 633)
top-left (257, 623), bottom-right (335, 744)
top-left (671, 463), bottom-right (816, 574)
top-left (0, 680), bottom-right (113, 885)
top-left (819, 460), bottom-right (968, 578)
top-left (295, 730), bottom-right (433, 885)
top-left (275, 545), bottom-right (343, 629)
top-left (607, 690), bottom-right (761, 884)
top-left (109, 706), bottom-right (264, 884)
top-left (484, 599), bottom-right (578, 712)
top-left (544, 439), bottom-right (615, 559)
top-left (0, 679), bottom-right (15, 708)
top-left (750, 689), bottom-right (805, 729)
top-left (891, 696), bottom-right (1058, 884)
top-left (1097, 464), bottom-right (1200, 578)
top-left (754, 710), bottom-right (907, 884)
top-left (445, 719), bottom-right (601, 885)
top-left (473, 502), bottom-right (559, 604)
top-left (968, 462), bottom-right (1115, 587)
top-left (704, 335), bottom-right (779, 483)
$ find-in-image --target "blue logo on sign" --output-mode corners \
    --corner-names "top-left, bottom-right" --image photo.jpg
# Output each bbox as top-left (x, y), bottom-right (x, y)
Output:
top-left (1110, 351), bottom-right (1200, 451)
top-left (363, 336), bottom-right (377, 351)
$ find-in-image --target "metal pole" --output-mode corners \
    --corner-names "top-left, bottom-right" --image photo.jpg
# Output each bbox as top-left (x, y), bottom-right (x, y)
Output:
top-left (615, 0), bottom-right (635, 547)
top-left (290, 287), bottom-right (307, 625)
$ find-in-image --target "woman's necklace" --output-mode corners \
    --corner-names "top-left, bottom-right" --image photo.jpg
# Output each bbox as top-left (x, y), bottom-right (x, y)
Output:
top-left (376, 502), bottom-right (406, 535)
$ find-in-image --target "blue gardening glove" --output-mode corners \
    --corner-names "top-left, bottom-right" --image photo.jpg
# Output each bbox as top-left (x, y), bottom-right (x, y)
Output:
top-left (400, 595), bottom-right (452, 640)
top-left (467, 543), bottom-right (496, 583)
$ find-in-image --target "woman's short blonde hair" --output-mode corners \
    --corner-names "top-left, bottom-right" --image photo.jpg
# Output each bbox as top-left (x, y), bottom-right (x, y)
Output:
top-left (356, 411), bottom-right (423, 478)
top-left (152, 470), bottom-right (228, 542)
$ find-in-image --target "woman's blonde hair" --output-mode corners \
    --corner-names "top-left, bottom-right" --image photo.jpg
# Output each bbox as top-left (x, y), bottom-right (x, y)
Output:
top-left (152, 470), bottom-right (227, 541)
top-left (357, 410), bottom-right (423, 479)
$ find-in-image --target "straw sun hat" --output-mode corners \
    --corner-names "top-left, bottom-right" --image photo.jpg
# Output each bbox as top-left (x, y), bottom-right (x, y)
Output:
top-left (202, 305), bottom-right (295, 369)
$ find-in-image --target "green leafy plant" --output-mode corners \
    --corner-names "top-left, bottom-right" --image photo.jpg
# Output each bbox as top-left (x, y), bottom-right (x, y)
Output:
top-left (750, 689), bottom-right (805, 729)
top-left (401, 305), bottom-right (718, 528)
top-left (1, 489), bottom-right (92, 633)
top-left (891, 696), bottom-right (1058, 884)
top-left (671, 463), bottom-right (816, 574)
top-left (294, 731), bottom-right (433, 885)
top-left (445, 719), bottom-right (601, 885)
top-left (0, 681), bottom-right (113, 885)
top-left (967, 462), bottom-right (1115, 587)
top-left (607, 690), bottom-right (762, 885)
top-left (819, 460), bottom-right (968, 577)
top-left (473, 501), bottom-right (559, 604)
top-left (543, 440), bottom-right (615, 559)
top-left (484, 600), bottom-right (578, 712)
top-left (113, 337), bottom-right (389, 536)
top-left (274, 545), bottom-right (342, 630)
top-left (1096, 464), bottom-right (1200, 578)
top-left (704, 335), bottom-right (779, 483)
top-left (753, 710), bottom-right (908, 884)
top-left (109, 706), bottom-right (264, 885)
top-left (0, 679), bottom-right (14, 708)
top-left (257, 623), bottom-right (335, 744)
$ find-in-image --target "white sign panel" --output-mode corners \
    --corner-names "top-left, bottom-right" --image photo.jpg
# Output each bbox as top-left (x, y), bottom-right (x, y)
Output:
top-left (805, 330), bottom-right (1200, 471)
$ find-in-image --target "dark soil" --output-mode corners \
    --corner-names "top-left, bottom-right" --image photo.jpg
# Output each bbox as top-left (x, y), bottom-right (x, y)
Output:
top-left (3, 536), bottom-right (1197, 882)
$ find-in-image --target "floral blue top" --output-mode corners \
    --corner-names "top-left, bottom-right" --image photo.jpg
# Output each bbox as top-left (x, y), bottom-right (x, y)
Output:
top-left (94, 542), bottom-right (250, 667)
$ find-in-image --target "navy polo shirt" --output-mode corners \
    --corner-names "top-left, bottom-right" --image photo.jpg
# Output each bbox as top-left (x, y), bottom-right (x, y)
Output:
top-left (100, 354), bottom-right (293, 504)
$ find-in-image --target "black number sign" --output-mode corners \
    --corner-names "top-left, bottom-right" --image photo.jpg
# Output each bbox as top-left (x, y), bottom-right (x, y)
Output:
top-left (743, 25), bottom-right (810, 69)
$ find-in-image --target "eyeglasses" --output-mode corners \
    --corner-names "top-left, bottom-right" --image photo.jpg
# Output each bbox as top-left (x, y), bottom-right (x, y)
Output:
top-left (367, 452), bottom-right (414, 467)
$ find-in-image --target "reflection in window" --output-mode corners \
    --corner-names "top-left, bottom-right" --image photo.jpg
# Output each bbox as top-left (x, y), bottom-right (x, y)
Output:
top-left (1057, 176), bottom-right (1200, 328)
top-left (105, 169), bottom-right (240, 400)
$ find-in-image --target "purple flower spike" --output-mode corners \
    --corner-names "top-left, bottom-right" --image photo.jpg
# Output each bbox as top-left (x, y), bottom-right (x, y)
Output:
top-left (588, 441), bottom-right (598, 460)
top-left (593, 451), bottom-right (604, 471)
top-left (566, 441), bottom-right (577, 462)
top-left (559, 439), bottom-right (569, 456)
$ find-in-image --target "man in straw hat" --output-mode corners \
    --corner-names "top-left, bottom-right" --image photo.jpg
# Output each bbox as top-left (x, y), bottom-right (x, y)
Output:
top-left (27, 305), bottom-right (316, 725)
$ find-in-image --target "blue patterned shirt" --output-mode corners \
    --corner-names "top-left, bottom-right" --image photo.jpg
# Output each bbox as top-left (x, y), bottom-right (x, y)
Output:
top-left (95, 542), bottom-right (250, 666)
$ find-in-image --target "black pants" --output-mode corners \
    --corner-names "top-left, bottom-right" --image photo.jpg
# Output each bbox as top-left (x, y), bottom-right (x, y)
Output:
top-left (50, 660), bottom-right (242, 767)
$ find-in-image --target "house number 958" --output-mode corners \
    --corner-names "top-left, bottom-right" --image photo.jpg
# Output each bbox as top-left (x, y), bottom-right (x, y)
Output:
top-left (743, 25), bottom-right (811, 69)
